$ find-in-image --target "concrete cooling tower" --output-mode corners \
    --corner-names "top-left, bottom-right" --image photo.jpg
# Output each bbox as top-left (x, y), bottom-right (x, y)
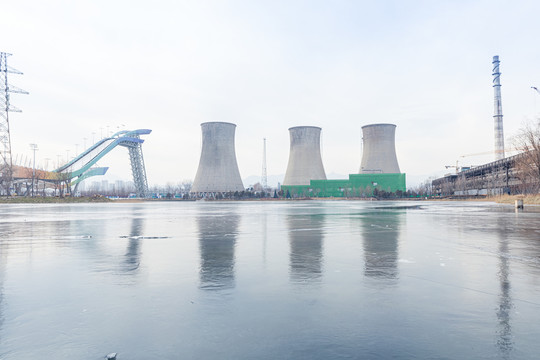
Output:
top-left (359, 124), bottom-right (400, 174)
top-left (191, 122), bottom-right (244, 193)
top-left (283, 126), bottom-right (327, 186)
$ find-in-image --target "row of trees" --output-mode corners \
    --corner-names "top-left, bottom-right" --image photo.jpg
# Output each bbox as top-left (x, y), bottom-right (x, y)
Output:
top-left (79, 180), bottom-right (194, 198)
top-left (513, 120), bottom-right (540, 193)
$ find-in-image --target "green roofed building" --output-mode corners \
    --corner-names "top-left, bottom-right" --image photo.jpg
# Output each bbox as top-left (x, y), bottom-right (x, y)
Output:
top-left (281, 173), bottom-right (406, 198)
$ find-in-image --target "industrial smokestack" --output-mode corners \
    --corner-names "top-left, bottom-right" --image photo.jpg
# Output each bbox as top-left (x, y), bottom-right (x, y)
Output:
top-left (191, 122), bottom-right (244, 193)
top-left (283, 126), bottom-right (326, 186)
top-left (492, 55), bottom-right (505, 160)
top-left (359, 123), bottom-right (400, 174)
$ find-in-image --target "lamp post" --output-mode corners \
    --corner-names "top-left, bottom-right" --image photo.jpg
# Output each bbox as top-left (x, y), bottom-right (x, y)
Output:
top-left (29, 143), bottom-right (38, 197)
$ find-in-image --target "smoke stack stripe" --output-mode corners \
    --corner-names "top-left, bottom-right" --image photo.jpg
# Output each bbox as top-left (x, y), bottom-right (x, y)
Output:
top-left (359, 123), bottom-right (400, 174)
top-left (191, 122), bottom-right (244, 193)
top-left (283, 126), bottom-right (326, 186)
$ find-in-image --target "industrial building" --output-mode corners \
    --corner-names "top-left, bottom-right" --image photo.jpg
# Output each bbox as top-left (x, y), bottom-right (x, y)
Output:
top-left (431, 55), bottom-right (530, 196)
top-left (432, 155), bottom-right (519, 196)
top-left (283, 173), bottom-right (406, 198)
top-left (281, 123), bottom-right (406, 197)
top-left (191, 122), bottom-right (244, 193)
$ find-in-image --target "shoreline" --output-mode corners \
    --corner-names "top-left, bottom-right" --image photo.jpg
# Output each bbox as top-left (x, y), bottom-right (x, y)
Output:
top-left (1, 194), bottom-right (540, 205)
top-left (0, 196), bottom-right (112, 204)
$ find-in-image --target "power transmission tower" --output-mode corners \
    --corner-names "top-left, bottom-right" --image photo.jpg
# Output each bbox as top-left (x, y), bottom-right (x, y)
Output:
top-left (261, 138), bottom-right (268, 190)
top-left (0, 52), bottom-right (28, 195)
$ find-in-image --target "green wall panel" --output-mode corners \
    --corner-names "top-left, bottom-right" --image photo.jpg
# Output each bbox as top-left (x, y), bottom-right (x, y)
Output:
top-left (282, 173), bottom-right (406, 198)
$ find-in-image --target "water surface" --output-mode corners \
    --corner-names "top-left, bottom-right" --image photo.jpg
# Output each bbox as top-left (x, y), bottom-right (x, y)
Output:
top-left (0, 201), bottom-right (539, 359)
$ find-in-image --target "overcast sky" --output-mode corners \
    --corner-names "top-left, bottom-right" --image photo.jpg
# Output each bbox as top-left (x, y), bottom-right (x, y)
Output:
top-left (2, 0), bottom-right (540, 188)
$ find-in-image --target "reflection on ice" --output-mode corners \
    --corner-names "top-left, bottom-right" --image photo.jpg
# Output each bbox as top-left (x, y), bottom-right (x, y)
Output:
top-left (496, 219), bottom-right (514, 358)
top-left (287, 212), bottom-right (325, 284)
top-left (360, 211), bottom-right (403, 281)
top-left (197, 213), bottom-right (239, 291)
top-left (0, 201), bottom-right (539, 359)
top-left (123, 216), bottom-right (144, 273)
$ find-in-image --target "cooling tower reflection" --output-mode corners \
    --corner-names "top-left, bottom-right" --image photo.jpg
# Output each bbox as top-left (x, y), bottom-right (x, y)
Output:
top-left (197, 213), bottom-right (240, 290)
top-left (287, 212), bottom-right (325, 284)
top-left (360, 210), bottom-right (402, 280)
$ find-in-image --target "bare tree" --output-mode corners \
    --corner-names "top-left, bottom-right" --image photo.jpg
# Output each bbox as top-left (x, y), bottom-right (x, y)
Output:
top-left (513, 120), bottom-right (540, 193)
top-left (181, 179), bottom-right (192, 193)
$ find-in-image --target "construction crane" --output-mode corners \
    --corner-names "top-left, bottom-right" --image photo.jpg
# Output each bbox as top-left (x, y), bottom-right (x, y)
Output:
top-left (445, 160), bottom-right (473, 174)
top-left (445, 161), bottom-right (461, 174)
top-left (446, 152), bottom-right (489, 174)
top-left (445, 148), bottom-right (521, 174)
top-left (461, 147), bottom-right (521, 159)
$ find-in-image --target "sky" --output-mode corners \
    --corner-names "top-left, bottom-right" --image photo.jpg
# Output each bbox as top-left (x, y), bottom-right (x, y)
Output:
top-left (2, 0), bottom-right (540, 188)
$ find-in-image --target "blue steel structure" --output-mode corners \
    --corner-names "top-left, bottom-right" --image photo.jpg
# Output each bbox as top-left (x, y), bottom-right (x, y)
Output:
top-left (54, 129), bottom-right (151, 197)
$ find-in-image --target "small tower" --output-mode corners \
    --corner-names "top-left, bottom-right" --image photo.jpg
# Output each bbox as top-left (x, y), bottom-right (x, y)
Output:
top-left (261, 138), bottom-right (268, 190)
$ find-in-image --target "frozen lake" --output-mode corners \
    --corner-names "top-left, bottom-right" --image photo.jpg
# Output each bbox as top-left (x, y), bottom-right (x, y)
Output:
top-left (0, 200), bottom-right (539, 359)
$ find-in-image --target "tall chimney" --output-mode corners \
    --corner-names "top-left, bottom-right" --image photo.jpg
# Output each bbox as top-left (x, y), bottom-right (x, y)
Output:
top-left (493, 55), bottom-right (505, 160)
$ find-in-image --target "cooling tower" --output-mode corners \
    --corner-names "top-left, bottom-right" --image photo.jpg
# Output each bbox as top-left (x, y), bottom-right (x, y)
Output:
top-left (191, 122), bottom-right (244, 193)
top-left (283, 126), bottom-right (326, 186)
top-left (359, 124), bottom-right (400, 174)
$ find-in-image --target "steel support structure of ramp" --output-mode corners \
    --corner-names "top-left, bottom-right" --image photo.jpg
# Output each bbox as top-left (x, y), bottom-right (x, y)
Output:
top-left (123, 136), bottom-right (149, 198)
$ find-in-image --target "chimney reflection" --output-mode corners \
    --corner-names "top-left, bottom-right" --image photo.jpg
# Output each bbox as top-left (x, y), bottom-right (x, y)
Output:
top-left (496, 221), bottom-right (513, 358)
top-left (287, 213), bottom-right (325, 284)
top-left (360, 211), bottom-right (402, 280)
top-left (197, 214), bottom-right (239, 291)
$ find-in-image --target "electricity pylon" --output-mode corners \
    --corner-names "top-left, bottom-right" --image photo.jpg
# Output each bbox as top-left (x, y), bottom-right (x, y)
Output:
top-left (0, 52), bottom-right (28, 195)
